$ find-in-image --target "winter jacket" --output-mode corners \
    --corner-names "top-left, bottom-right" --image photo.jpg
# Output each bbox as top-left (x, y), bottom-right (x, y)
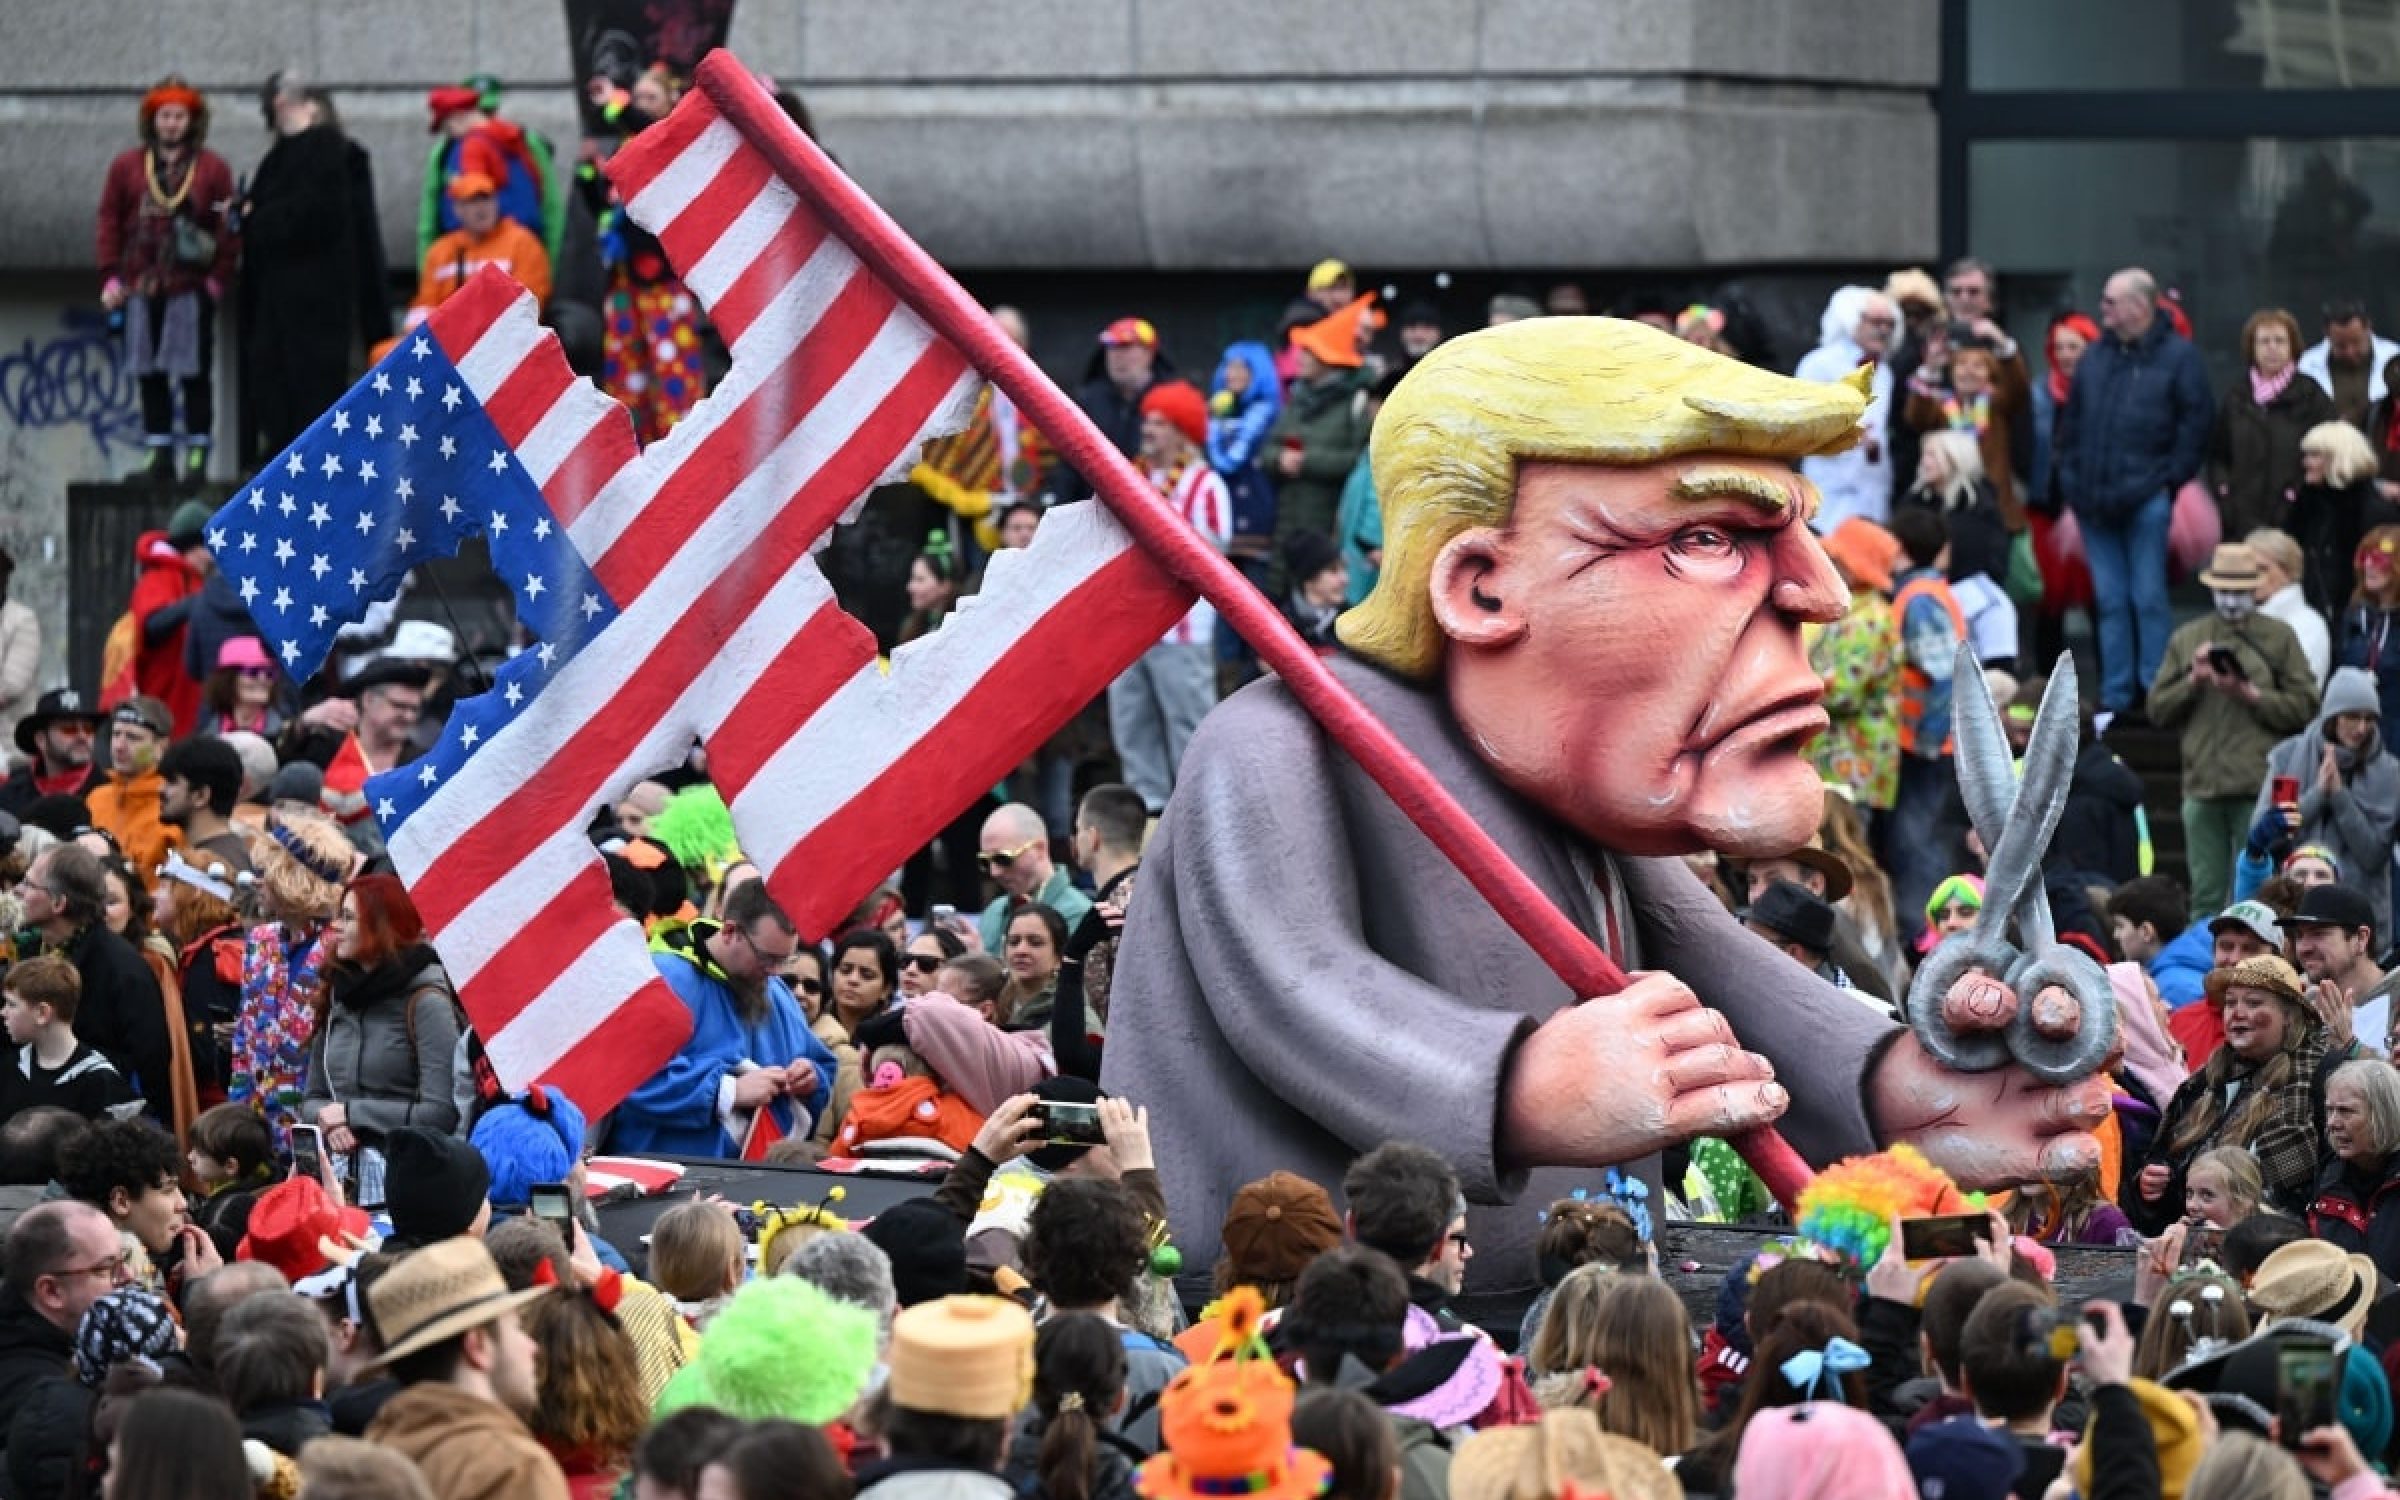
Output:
top-left (2149, 922), bottom-right (2214, 1009)
top-left (2338, 603), bottom-right (2400, 755)
top-left (2054, 742), bottom-right (2147, 884)
top-left (2127, 1026), bottom-right (2336, 1235)
top-left (2145, 610), bottom-right (2320, 800)
top-left (2251, 666), bottom-right (2400, 941)
top-left (0, 1287), bottom-right (70, 1485)
top-left (1055, 349), bottom-right (1177, 502)
top-left (2308, 1149), bottom-right (2400, 1286)
top-left (0, 600), bottom-right (38, 756)
top-left (298, 949), bottom-right (463, 1144)
top-left (84, 767), bottom-right (180, 885)
top-left (2298, 481), bottom-right (2400, 617)
top-left (123, 531), bottom-right (203, 734)
top-left (19, 925), bottom-right (168, 1110)
top-left (2057, 319), bottom-right (2213, 525)
top-left (1795, 307), bottom-right (1895, 530)
top-left (1266, 370), bottom-right (1372, 541)
top-left (179, 568), bottom-right (263, 688)
top-left (5, 1373), bottom-right (91, 1500)
top-left (239, 1399), bottom-right (331, 1458)
top-left (2207, 373), bottom-right (2337, 542)
top-left (2262, 581), bottom-right (2333, 687)
top-left (2300, 332), bottom-right (2400, 416)
top-left (1207, 342), bottom-right (1284, 560)
top-left (901, 990), bottom-right (1053, 1116)
top-left (1003, 1422), bottom-right (1144, 1500)
top-left (365, 1382), bottom-right (568, 1500)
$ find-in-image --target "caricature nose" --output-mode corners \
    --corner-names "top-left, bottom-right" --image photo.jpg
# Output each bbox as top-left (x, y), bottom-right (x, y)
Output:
top-left (1768, 524), bottom-right (1848, 624)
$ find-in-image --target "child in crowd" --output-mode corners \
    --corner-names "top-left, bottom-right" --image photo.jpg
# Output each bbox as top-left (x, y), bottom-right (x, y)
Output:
top-left (2185, 1146), bottom-right (2264, 1229)
top-left (185, 1099), bottom-right (279, 1259)
top-left (650, 1199), bottom-right (748, 1333)
top-left (0, 953), bottom-right (134, 1121)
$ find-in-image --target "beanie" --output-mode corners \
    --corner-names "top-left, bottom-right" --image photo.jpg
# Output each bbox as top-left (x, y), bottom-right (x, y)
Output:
top-left (861, 1197), bottom-right (968, 1308)
top-left (384, 1125), bottom-right (491, 1246)
top-left (469, 1088), bottom-right (587, 1208)
top-left (1282, 530), bottom-right (1341, 592)
top-left (1139, 381), bottom-right (1209, 448)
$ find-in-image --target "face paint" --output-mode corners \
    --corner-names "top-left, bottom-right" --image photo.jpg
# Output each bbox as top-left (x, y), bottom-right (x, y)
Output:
top-left (2212, 589), bottom-right (2257, 621)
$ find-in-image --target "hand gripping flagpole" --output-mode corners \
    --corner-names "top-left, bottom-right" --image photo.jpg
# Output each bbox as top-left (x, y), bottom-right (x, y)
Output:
top-left (690, 56), bottom-right (1815, 1207)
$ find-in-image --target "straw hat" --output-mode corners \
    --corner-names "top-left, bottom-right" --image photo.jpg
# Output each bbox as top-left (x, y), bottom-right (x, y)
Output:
top-left (2249, 1240), bottom-right (2379, 1341)
top-left (363, 1235), bottom-right (551, 1368)
top-left (2202, 953), bottom-right (2306, 1007)
top-left (886, 1295), bottom-right (1035, 1420)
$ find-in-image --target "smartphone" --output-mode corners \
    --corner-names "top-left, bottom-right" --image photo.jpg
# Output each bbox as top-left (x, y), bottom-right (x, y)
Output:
top-left (2272, 775), bottom-right (2301, 807)
top-left (1899, 1212), bottom-right (1991, 1260)
top-left (530, 1181), bottom-right (577, 1238)
top-left (2182, 1226), bottom-right (2225, 1266)
top-left (1031, 1100), bottom-right (1106, 1147)
top-left (2207, 645), bottom-right (2249, 680)
top-left (2277, 1338), bottom-right (2339, 1449)
top-left (289, 1124), bottom-right (325, 1183)
top-left (931, 904), bottom-right (957, 922)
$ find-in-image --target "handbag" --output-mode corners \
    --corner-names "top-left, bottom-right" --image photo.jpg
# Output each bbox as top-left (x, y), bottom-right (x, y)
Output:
top-left (170, 215), bottom-right (216, 270)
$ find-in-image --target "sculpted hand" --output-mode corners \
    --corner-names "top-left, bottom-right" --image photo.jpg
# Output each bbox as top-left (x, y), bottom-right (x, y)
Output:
top-left (1501, 972), bottom-right (1787, 1170)
top-left (1867, 1029), bottom-right (2109, 1189)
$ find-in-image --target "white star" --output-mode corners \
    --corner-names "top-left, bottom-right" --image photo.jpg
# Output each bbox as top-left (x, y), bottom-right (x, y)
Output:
top-left (206, 527), bottom-right (227, 550)
top-left (357, 459), bottom-right (378, 485)
top-left (272, 538), bottom-right (295, 565)
top-left (405, 375), bottom-right (423, 400)
top-left (395, 477), bottom-right (414, 502)
top-left (376, 797), bottom-right (396, 819)
top-left (237, 531), bottom-right (257, 554)
top-left (460, 725), bottom-right (481, 749)
top-left (397, 423), bottom-right (418, 449)
top-left (438, 436), bottom-right (457, 460)
top-left (580, 593), bottom-right (601, 621)
top-left (364, 415), bottom-right (383, 440)
top-left (278, 492), bottom-right (297, 517)
top-left (237, 576), bottom-right (259, 603)
top-left (249, 485), bottom-right (268, 510)
top-left (439, 496), bottom-right (461, 523)
top-left (411, 337), bottom-right (430, 360)
top-left (309, 554), bottom-right (330, 580)
top-left (308, 604), bottom-right (329, 627)
top-left (523, 574), bottom-right (545, 601)
top-left (487, 451), bottom-right (508, 475)
top-left (280, 639), bottom-right (301, 665)
top-left (306, 501), bottom-right (330, 529)
top-left (320, 452), bottom-right (342, 479)
top-left (442, 385), bottom-right (462, 412)
top-left (532, 517), bottom-right (552, 541)
top-left (347, 568), bottom-right (369, 594)
top-left (504, 681), bottom-right (524, 707)
top-left (396, 527), bottom-right (416, 550)
top-left (489, 511), bottom-right (509, 537)
top-left (284, 451), bottom-right (305, 477)
top-left (371, 372), bottom-right (391, 396)
top-left (354, 511), bottom-right (374, 536)
top-left (271, 586), bottom-right (293, 613)
top-left (537, 642), bottom-right (557, 667)
top-left (331, 410), bottom-right (351, 435)
top-left (418, 762), bottom-right (439, 787)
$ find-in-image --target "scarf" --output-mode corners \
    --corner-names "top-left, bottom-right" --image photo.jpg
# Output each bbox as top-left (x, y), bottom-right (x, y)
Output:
top-left (1940, 390), bottom-right (1990, 435)
top-left (2250, 363), bottom-right (2298, 407)
top-left (2108, 963), bottom-right (2182, 1108)
top-left (325, 943), bottom-right (440, 1012)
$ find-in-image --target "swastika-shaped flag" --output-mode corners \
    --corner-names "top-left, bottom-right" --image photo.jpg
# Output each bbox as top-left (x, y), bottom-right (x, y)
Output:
top-left (212, 61), bottom-right (1196, 1115)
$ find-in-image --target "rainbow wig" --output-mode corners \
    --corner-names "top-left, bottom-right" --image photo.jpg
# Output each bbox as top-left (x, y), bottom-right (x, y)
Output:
top-left (1795, 1144), bottom-right (1983, 1270)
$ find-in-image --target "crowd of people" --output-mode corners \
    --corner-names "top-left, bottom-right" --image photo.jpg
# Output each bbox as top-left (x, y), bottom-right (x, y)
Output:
top-left (32, 41), bottom-right (2400, 1500)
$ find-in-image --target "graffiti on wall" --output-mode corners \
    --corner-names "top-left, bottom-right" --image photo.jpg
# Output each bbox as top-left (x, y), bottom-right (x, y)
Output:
top-left (0, 308), bottom-right (140, 457)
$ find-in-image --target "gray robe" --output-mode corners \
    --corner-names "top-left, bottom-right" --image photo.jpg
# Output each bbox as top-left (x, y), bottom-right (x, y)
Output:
top-left (1104, 654), bottom-right (1899, 1294)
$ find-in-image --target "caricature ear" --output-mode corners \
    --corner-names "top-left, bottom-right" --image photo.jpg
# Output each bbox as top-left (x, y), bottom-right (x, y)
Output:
top-left (1428, 529), bottom-right (1528, 651)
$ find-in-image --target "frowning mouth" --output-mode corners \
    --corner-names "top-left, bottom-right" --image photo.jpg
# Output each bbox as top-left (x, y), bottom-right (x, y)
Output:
top-left (1694, 687), bottom-right (1829, 759)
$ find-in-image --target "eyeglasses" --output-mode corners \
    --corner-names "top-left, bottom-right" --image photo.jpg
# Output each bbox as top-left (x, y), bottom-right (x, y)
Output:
top-left (979, 839), bottom-right (1040, 873)
top-left (727, 923), bottom-right (797, 967)
top-left (902, 953), bottom-right (944, 974)
top-left (46, 1254), bottom-right (132, 1286)
top-left (1446, 1231), bottom-right (1472, 1251)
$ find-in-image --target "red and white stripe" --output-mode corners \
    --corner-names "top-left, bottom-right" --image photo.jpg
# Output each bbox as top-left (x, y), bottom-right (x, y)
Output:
top-left (1156, 464), bottom-right (1232, 647)
top-left (395, 90), bottom-right (1197, 1112)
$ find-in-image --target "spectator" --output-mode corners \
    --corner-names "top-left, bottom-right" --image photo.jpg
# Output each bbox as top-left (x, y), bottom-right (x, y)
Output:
top-left (1135, 1289), bottom-right (1335, 1500)
top-left (1290, 1389), bottom-right (1400, 1500)
top-left (2028, 312), bottom-right (2096, 509)
top-left (298, 874), bottom-right (462, 1196)
top-left (1342, 1143), bottom-right (1469, 1332)
top-left (2310, 1057), bottom-right (2400, 1281)
top-left (156, 735), bottom-right (252, 875)
top-left (649, 1201), bottom-right (745, 1332)
top-left (1023, 1178), bottom-right (1186, 1418)
top-left (237, 71), bottom-right (359, 466)
top-left (1266, 300), bottom-right (1376, 592)
top-left (2148, 544), bottom-right (2320, 917)
top-left (1957, 1282), bottom-right (2073, 1494)
top-left (629, 1408), bottom-right (741, 1500)
top-left (1516, 1195), bottom-right (1648, 1357)
top-left (0, 1200), bottom-right (126, 1470)
top-left (2299, 296), bottom-right (2400, 429)
top-left (1794, 287), bottom-right (1898, 530)
top-left (998, 904), bottom-right (1067, 1030)
top-left (102, 1387), bottom-right (253, 1500)
top-left (2130, 955), bottom-right (2333, 1233)
top-left (583, 65), bottom-right (704, 445)
top-left (1003, 1313), bottom-right (1137, 1500)
top-left (2286, 881), bottom-right (2396, 1062)
top-left (1885, 504), bottom-right (1970, 933)
top-left (229, 813), bottom-right (351, 1143)
top-left (2292, 420), bottom-right (2400, 616)
top-left (1810, 519), bottom-right (1905, 818)
top-left (380, 1125), bottom-right (491, 1253)
top-left (59, 1117), bottom-right (220, 1298)
top-left (98, 78), bottom-right (237, 483)
top-left (2055, 267), bottom-right (2213, 716)
top-left (195, 636), bottom-right (287, 739)
top-left (781, 1232), bottom-right (897, 1344)
top-left (1330, 371), bottom-right (1404, 612)
top-left (184, 1102), bottom-right (275, 1258)
top-left (158, 851), bottom-right (248, 1101)
top-left (2340, 524), bottom-right (2400, 752)
top-left (521, 1271), bottom-right (647, 1497)
top-left (420, 82), bottom-right (555, 260)
top-left (1110, 382), bottom-right (1229, 815)
top-left (0, 953), bottom-right (134, 1121)
top-left (2246, 528), bottom-right (2332, 688)
top-left (294, 1434), bottom-right (437, 1500)
top-left (1206, 340), bottom-right (1284, 583)
top-left (1740, 880), bottom-right (1852, 990)
top-left (2246, 1238), bottom-right (2378, 1343)
top-left (698, 1422), bottom-right (853, 1500)
top-left (362, 1236), bottom-right (567, 1500)
top-left (397, 172), bottom-right (551, 337)
top-left (1528, 1269), bottom-right (1699, 1461)
top-left (9, 1285), bottom-right (183, 1500)
top-left (1173, 1171), bottom-right (1343, 1363)
top-left (86, 697), bottom-right (179, 880)
top-left (855, 1295), bottom-right (1038, 1500)
top-left (0, 550), bottom-right (38, 757)
top-left (2130, 1271), bottom-right (2248, 1380)
top-left (1907, 341), bottom-right (2031, 533)
top-left (2209, 308), bottom-right (2336, 543)
top-left (15, 842), bottom-right (168, 1115)
top-left (280, 658), bottom-right (433, 834)
top-left (974, 802), bottom-right (1091, 956)
top-left (1055, 316), bottom-right (1171, 500)
top-left (216, 1289), bottom-right (333, 1457)
top-left (1, 690), bottom-right (105, 817)
top-left (2249, 666), bottom-right (2397, 943)
top-left (1682, 1300), bottom-right (1876, 1493)
top-left (614, 880), bottom-right (836, 1157)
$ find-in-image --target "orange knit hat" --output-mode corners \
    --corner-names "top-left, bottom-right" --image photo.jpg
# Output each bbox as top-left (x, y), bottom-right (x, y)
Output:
top-left (1135, 1289), bottom-right (1333, 1500)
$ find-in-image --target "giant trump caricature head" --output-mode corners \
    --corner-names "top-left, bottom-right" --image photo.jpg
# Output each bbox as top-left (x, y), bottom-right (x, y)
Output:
top-left (1339, 318), bottom-right (1870, 860)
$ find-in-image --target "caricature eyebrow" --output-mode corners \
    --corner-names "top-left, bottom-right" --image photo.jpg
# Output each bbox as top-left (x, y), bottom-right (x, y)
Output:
top-left (1666, 465), bottom-right (1797, 513)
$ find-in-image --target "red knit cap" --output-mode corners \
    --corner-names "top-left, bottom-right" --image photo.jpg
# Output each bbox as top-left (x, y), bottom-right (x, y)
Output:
top-left (1140, 382), bottom-right (1209, 447)
top-left (426, 85), bottom-right (482, 132)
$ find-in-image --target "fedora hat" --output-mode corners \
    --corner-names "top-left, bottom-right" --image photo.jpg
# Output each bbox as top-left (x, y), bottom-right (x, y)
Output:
top-left (2248, 1240), bottom-right (2380, 1341)
top-left (1739, 879), bottom-right (1839, 957)
top-left (2196, 544), bottom-right (2264, 591)
top-left (14, 687), bottom-right (104, 757)
top-left (362, 1235), bottom-right (550, 1368)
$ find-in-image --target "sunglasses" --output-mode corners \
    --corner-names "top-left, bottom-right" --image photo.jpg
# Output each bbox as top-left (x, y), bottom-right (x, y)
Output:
top-left (792, 977), bottom-right (824, 996)
top-left (902, 953), bottom-right (944, 974)
top-left (237, 666), bottom-right (278, 680)
top-left (979, 838), bottom-right (1040, 873)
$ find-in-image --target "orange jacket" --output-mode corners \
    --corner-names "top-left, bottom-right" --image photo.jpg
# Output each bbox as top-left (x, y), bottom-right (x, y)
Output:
top-left (406, 217), bottom-right (551, 323)
top-left (85, 768), bottom-right (182, 885)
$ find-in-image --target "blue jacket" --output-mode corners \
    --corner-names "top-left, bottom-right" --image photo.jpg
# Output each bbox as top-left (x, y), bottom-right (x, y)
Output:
top-left (1209, 342), bottom-right (1284, 548)
top-left (2149, 921), bottom-right (2214, 1010)
top-left (2056, 319), bottom-right (2211, 525)
top-left (613, 932), bottom-right (837, 1157)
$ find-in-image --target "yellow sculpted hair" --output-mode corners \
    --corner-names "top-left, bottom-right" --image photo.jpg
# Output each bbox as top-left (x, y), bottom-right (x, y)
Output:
top-left (1337, 317), bottom-right (1871, 680)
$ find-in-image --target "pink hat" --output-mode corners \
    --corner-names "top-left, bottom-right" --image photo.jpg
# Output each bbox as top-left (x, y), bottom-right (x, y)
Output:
top-left (1732, 1404), bottom-right (1917, 1500)
top-left (216, 636), bottom-right (272, 672)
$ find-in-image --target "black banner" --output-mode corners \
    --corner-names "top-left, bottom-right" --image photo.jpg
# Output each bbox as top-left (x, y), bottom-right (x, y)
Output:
top-left (565, 0), bottom-right (738, 136)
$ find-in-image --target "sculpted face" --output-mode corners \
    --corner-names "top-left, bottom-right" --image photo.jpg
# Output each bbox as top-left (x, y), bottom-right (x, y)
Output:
top-left (1433, 457), bottom-right (1844, 858)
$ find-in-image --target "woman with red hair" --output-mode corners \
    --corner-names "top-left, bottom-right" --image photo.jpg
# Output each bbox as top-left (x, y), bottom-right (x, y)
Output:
top-left (298, 874), bottom-right (461, 1200)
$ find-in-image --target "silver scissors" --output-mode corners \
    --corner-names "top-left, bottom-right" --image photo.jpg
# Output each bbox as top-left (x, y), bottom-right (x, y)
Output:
top-left (1904, 647), bottom-right (2119, 1085)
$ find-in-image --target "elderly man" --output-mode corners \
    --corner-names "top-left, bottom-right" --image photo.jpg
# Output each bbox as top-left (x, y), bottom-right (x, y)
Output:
top-left (1107, 319), bottom-right (2112, 1293)
top-left (0, 1201), bottom-right (127, 1444)
top-left (2055, 267), bottom-right (2212, 716)
top-left (974, 803), bottom-right (1091, 953)
top-left (15, 844), bottom-right (169, 1106)
top-left (1794, 287), bottom-right (1898, 530)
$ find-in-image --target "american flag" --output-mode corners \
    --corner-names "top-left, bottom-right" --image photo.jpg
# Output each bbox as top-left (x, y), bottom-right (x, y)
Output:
top-left (213, 71), bottom-right (1197, 1115)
